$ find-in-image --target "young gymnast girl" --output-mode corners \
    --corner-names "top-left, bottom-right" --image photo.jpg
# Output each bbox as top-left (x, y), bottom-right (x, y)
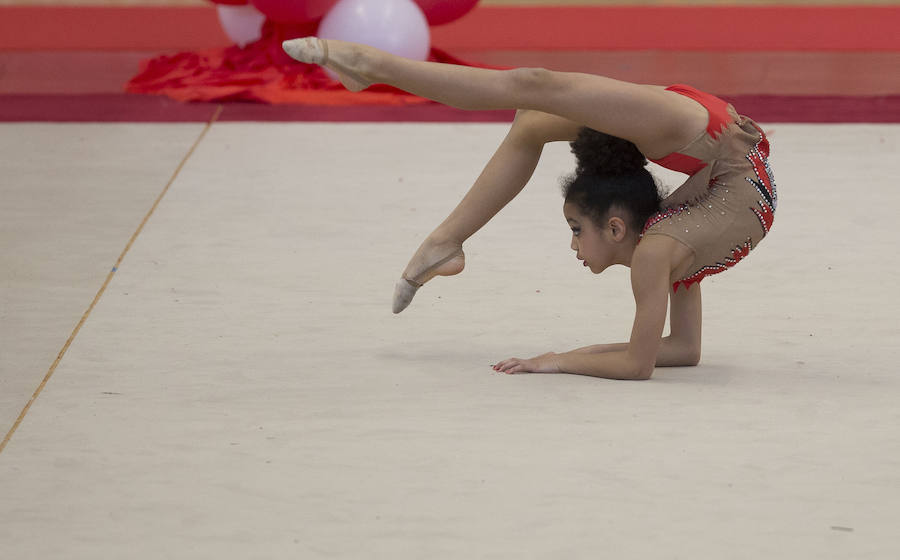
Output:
top-left (283, 38), bottom-right (777, 380)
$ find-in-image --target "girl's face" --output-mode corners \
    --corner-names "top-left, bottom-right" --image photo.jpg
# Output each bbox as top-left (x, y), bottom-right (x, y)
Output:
top-left (563, 202), bottom-right (627, 274)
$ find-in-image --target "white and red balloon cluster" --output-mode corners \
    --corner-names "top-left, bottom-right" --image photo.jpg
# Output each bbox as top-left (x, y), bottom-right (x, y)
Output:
top-left (211, 0), bottom-right (479, 59)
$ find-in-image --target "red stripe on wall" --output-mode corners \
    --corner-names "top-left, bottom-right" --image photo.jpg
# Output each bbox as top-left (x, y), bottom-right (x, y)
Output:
top-left (1, 6), bottom-right (899, 52)
top-left (0, 7), bottom-right (230, 51)
top-left (2, 94), bottom-right (898, 123)
top-left (432, 6), bottom-right (900, 51)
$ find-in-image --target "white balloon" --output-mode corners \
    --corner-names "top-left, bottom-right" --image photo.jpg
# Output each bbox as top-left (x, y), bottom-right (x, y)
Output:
top-left (216, 4), bottom-right (267, 48)
top-left (318, 0), bottom-right (430, 62)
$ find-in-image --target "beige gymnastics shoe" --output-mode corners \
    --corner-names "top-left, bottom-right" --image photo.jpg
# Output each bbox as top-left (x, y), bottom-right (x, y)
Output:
top-left (392, 247), bottom-right (465, 314)
top-left (282, 37), bottom-right (373, 92)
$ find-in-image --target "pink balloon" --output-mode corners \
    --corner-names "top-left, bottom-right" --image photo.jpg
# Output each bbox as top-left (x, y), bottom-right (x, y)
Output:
top-left (250, 0), bottom-right (338, 24)
top-left (414, 0), bottom-right (479, 26)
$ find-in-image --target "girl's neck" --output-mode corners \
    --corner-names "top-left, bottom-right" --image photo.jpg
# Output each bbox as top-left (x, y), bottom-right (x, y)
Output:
top-left (618, 234), bottom-right (641, 267)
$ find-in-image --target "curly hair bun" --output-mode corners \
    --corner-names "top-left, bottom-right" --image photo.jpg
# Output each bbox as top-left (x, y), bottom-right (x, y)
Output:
top-left (571, 127), bottom-right (647, 177)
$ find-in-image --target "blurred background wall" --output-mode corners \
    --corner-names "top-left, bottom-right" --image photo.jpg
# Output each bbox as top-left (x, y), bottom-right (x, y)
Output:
top-left (2, 0), bottom-right (898, 5)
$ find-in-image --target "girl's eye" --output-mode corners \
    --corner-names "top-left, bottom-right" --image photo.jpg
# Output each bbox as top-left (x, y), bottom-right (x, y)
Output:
top-left (571, 229), bottom-right (580, 237)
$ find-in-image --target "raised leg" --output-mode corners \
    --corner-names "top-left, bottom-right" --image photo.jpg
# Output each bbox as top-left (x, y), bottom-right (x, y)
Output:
top-left (287, 38), bottom-right (570, 109)
top-left (282, 38), bottom-right (676, 147)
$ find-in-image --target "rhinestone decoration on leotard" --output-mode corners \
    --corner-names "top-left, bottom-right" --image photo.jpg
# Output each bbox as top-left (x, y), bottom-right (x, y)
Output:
top-left (641, 203), bottom-right (691, 237)
top-left (752, 201), bottom-right (775, 235)
top-left (673, 238), bottom-right (753, 292)
top-left (745, 125), bottom-right (777, 234)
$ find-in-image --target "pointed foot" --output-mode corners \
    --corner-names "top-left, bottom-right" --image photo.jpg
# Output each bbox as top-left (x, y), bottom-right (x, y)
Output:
top-left (392, 278), bottom-right (420, 314)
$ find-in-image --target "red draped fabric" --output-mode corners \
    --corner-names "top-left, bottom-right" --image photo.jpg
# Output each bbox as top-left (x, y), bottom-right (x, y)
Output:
top-left (126, 21), bottom-right (491, 105)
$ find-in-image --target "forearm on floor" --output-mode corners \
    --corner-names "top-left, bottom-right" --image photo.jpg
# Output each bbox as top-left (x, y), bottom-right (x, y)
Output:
top-left (568, 336), bottom-right (699, 367)
top-left (554, 350), bottom-right (648, 380)
top-left (569, 342), bottom-right (629, 354)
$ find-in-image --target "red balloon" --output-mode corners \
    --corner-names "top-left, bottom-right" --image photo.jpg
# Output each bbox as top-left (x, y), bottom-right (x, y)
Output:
top-left (414, 0), bottom-right (479, 26)
top-left (207, 0), bottom-right (250, 5)
top-left (250, 0), bottom-right (338, 24)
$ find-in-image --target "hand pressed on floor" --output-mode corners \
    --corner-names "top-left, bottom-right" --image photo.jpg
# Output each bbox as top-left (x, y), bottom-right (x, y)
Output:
top-left (493, 352), bottom-right (561, 375)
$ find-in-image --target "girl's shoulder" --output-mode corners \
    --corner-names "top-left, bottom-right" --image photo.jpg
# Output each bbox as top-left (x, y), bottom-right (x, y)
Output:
top-left (634, 233), bottom-right (696, 284)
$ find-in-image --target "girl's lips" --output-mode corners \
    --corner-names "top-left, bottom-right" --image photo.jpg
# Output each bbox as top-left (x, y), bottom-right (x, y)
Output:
top-left (583, 261), bottom-right (589, 267)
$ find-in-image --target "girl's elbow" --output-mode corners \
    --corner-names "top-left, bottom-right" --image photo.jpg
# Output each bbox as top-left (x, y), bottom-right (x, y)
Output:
top-left (684, 346), bottom-right (701, 367)
top-left (632, 362), bottom-right (655, 381)
top-left (625, 352), bottom-right (656, 380)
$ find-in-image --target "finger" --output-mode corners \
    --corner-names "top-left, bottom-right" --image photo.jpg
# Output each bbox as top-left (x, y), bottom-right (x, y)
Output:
top-left (493, 358), bottom-right (515, 372)
top-left (506, 364), bottom-right (524, 374)
top-left (500, 360), bottom-right (522, 374)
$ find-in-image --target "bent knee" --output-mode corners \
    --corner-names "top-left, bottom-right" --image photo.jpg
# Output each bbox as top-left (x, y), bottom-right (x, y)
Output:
top-left (511, 109), bottom-right (551, 144)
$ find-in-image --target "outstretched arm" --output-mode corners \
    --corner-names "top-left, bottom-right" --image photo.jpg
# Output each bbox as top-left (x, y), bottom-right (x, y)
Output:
top-left (556, 241), bottom-right (670, 380)
top-left (493, 237), bottom-right (697, 379)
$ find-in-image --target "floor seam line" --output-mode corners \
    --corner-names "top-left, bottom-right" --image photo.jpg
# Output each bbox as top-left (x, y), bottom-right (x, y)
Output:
top-left (0, 105), bottom-right (224, 454)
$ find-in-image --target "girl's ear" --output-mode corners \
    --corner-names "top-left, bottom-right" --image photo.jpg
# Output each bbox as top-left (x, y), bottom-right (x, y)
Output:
top-left (608, 216), bottom-right (628, 241)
